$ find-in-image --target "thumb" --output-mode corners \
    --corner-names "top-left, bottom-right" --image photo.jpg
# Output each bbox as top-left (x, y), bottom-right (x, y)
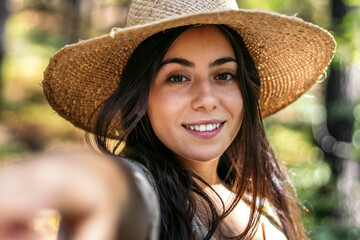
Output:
top-left (69, 212), bottom-right (118, 240)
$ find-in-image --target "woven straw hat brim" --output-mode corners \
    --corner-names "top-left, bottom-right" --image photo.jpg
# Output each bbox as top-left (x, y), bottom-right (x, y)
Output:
top-left (43, 9), bottom-right (336, 139)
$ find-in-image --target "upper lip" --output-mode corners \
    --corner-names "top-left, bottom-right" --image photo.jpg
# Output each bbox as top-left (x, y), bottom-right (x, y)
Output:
top-left (182, 119), bottom-right (225, 126)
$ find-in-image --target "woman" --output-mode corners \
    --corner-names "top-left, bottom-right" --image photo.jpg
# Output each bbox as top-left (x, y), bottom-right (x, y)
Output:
top-left (0, 0), bottom-right (336, 239)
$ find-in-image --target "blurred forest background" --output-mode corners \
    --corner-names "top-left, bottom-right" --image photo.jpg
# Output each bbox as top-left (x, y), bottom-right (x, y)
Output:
top-left (0, 0), bottom-right (359, 239)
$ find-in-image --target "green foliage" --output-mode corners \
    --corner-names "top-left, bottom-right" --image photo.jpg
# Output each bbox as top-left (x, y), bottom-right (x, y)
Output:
top-left (266, 124), bottom-right (320, 164)
top-left (352, 103), bottom-right (360, 160)
top-left (310, 220), bottom-right (360, 240)
top-left (0, 140), bottom-right (27, 159)
top-left (332, 7), bottom-right (360, 67)
top-left (0, 7), bottom-right (83, 158)
top-left (237, 0), bottom-right (331, 24)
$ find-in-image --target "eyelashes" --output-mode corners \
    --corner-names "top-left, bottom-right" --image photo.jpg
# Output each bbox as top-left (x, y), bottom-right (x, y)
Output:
top-left (214, 72), bottom-right (236, 81)
top-left (166, 72), bottom-right (237, 84)
top-left (167, 73), bottom-right (189, 83)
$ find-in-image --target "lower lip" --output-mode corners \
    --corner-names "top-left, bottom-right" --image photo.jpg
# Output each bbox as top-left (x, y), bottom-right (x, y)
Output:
top-left (183, 123), bottom-right (224, 138)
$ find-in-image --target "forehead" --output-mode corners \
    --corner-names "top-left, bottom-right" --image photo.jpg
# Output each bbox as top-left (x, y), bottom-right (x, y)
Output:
top-left (164, 25), bottom-right (235, 59)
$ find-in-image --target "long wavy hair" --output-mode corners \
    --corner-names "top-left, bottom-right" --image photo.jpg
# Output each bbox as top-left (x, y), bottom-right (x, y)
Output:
top-left (92, 24), bottom-right (307, 240)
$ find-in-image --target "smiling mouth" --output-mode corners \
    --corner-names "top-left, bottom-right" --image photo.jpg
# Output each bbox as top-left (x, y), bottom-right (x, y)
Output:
top-left (183, 122), bottom-right (224, 132)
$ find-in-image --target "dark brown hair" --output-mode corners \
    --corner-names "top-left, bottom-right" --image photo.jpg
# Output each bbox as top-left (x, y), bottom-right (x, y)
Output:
top-left (93, 24), bottom-right (307, 240)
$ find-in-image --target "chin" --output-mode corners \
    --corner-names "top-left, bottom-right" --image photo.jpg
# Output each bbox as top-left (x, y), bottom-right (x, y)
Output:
top-left (180, 152), bottom-right (222, 163)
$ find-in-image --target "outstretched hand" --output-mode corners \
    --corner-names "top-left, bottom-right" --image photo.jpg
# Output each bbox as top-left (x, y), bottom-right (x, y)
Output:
top-left (0, 150), bottom-right (130, 240)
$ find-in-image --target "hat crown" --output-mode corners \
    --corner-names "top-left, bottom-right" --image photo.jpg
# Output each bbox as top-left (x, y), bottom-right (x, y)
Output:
top-left (126, 0), bottom-right (239, 27)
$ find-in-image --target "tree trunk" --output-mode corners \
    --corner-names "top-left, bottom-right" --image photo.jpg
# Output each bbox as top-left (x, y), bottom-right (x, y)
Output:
top-left (0, 0), bottom-right (8, 118)
top-left (65, 0), bottom-right (81, 43)
top-left (326, 0), bottom-right (357, 226)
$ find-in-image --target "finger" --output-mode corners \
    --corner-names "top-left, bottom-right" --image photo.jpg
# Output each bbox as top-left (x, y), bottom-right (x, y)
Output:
top-left (72, 213), bottom-right (116, 240)
top-left (0, 166), bottom-right (47, 221)
top-left (0, 221), bottom-right (38, 240)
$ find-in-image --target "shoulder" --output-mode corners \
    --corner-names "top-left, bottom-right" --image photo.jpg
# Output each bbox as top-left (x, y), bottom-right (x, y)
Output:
top-left (260, 215), bottom-right (287, 240)
top-left (259, 199), bottom-right (287, 240)
top-left (116, 157), bottom-right (161, 240)
top-left (119, 157), bottom-right (157, 190)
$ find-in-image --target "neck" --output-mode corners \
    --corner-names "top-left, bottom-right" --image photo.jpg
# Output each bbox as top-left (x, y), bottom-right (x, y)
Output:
top-left (181, 157), bottom-right (222, 187)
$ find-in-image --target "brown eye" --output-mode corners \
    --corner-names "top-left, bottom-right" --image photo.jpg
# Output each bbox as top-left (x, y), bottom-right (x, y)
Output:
top-left (167, 74), bottom-right (188, 83)
top-left (215, 72), bottom-right (235, 81)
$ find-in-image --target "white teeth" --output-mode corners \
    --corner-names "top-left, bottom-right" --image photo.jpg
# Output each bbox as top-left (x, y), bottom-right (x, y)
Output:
top-left (185, 123), bottom-right (222, 132)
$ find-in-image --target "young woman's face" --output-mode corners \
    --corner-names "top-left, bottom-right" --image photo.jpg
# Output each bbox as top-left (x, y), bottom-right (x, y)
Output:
top-left (147, 25), bottom-right (244, 163)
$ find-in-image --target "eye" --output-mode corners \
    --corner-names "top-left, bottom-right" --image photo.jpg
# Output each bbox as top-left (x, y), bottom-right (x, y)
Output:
top-left (215, 72), bottom-right (236, 81)
top-left (167, 74), bottom-right (189, 83)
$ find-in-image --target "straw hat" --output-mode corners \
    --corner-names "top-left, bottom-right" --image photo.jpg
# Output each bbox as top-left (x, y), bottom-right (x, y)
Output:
top-left (43, 0), bottom-right (336, 138)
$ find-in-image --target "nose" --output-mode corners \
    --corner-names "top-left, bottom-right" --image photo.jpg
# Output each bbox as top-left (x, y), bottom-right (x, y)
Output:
top-left (191, 78), bottom-right (219, 111)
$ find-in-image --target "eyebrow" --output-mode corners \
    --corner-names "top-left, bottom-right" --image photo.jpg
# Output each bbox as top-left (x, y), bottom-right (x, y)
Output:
top-left (159, 58), bottom-right (194, 68)
top-left (159, 57), bottom-right (237, 69)
top-left (209, 57), bottom-right (237, 67)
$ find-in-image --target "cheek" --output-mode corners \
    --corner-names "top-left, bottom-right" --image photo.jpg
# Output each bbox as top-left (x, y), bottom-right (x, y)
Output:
top-left (148, 89), bottom-right (180, 120)
top-left (222, 86), bottom-right (244, 121)
top-left (235, 93), bottom-right (244, 120)
top-left (147, 89), bottom-right (184, 137)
